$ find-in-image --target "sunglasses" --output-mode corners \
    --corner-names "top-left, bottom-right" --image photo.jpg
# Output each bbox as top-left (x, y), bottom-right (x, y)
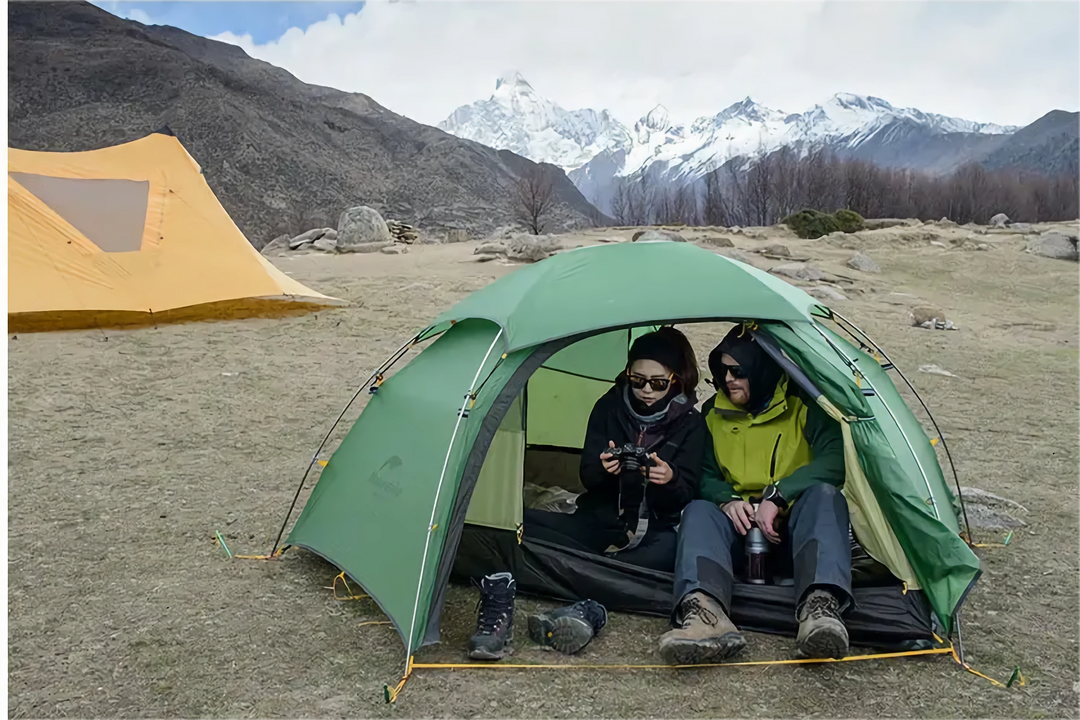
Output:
top-left (719, 364), bottom-right (748, 380)
top-left (627, 373), bottom-right (674, 392)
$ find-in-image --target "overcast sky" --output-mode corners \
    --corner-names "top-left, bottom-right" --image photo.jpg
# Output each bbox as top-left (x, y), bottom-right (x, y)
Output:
top-left (99, 1), bottom-right (1079, 129)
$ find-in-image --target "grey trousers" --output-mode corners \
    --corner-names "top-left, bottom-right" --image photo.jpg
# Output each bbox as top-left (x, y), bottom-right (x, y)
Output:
top-left (672, 483), bottom-right (854, 617)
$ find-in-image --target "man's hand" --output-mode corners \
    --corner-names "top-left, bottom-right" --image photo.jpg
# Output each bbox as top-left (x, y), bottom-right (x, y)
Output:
top-left (721, 500), bottom-right (755, 535)
top-left (600, 440), bottom-right (621, 475)
top-left (646, 453), bottom-right (673, 485)
top-left (755, 499), bottom-right (783, 544)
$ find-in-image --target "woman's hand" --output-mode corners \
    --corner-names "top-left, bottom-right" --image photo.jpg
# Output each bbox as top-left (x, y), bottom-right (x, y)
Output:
top-left (721, 500), bottom-right (755, 535)
top-left (646, 454), bottom-right (673, 485)
top-left (600, 440), bottom-right (621, 475)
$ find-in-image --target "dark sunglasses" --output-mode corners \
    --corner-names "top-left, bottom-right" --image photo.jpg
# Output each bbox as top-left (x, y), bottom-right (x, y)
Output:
top-left (627, 373), bottom-right (674, 392)
top-left (718, 363), bottom-right (748, 380)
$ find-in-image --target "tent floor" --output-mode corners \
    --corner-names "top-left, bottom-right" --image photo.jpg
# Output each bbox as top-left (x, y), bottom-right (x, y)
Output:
top-left (453, 523), bottom-right (937, 651)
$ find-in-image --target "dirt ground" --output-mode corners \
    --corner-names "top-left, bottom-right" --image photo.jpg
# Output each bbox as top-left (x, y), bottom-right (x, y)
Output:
top-left (8, 223), bottom-right (1079, 718)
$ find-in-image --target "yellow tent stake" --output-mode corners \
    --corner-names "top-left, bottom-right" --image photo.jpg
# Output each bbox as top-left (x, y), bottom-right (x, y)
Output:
top-left (358, 621), bottom-right (392, 628)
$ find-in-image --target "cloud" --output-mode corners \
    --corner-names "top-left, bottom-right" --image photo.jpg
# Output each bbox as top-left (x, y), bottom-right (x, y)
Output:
top-left (209, 0), bottom-right (1078, 128)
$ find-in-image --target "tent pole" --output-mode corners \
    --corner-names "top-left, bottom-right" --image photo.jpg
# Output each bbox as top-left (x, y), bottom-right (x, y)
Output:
top-left (404, 329), bottom-right (504, 663)
top-left (954, 612), bottom-right (966, 665)
top-left (269, 331), bottom-right (428, 555)
top-left (826, 311), bottom-right (974, 543)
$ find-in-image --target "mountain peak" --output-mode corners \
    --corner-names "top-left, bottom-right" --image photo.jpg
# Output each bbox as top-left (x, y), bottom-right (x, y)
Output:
top-left (494, 71), bottom-right (531, 93)
top-left (640, 104), bottom-right (671, 131)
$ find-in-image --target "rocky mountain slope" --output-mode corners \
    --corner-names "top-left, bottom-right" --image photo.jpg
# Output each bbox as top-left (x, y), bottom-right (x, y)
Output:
top-left (7, 2), bottom-right (603, 245)
top-left (981, 110), bottom-right (1080, 177)
top-left (440, 73), bottom-right (1075, 214)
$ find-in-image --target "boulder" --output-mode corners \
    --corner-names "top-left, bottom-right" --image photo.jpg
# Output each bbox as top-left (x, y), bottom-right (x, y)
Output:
top-left (380, 245), bottom-right (408, 255)
top-left (446, 229), bottom-right (470, 244)
top-left (336, 206), bottom-right (391, 252)
top-left (1025, 232), bottom-right (1078, 261)
top-left (312, 237), bottom-right (338, 252)
top-left (474, 242), bottom-right (507, 256)
top-left (505, 234), bottom-right (561, 263)
top-left (863, 218), bottom-right (911, 230)
top-left (717, 248), bottom-right (756, 265)
top-left (770, 262), bottom-right (824, 282)
top-left (1009, 222), bottom-right (1033, 233)
top-left (289, 227), bottom-right (333, 249)
top-left (805, 286), bottom-right (848, 302)
top-left (758, 243), bottom-right (791, 257)
top-left (847, 252), bottom-right (881, 273)
top-left (632, 229), bottom-right (686, 243)
top-left (344, 241), bottom-right (394, 254)
top-left (937, 217), bottom-right (958, 227)
top-left (988, 213), bottom-right (1009, 228)
top-left (260, 234), bottom-right (291, 255)
top-left (909, 306), bottom-right (957, 330)
top-left (699, 235), bottom-right (735, 248)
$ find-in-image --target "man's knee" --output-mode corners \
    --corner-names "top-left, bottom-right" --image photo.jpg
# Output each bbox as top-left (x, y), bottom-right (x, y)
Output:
top-left (681, 498), bottom-right (726, 525)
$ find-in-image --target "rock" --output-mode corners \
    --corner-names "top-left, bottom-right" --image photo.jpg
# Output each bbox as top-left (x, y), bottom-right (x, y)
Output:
top-left (505, 234), bottom-right (561, 263)
top-left (699, 236), bottom-right (735, 248)
top-left (847, 252), bottom-right (881, 273)
top-left (474, 242), bottom-right (507, 256)
top-left (918, 364), bottom-right (957, 377)
top-left (487, 225), bottom-right (520, 240)
top-left (957, 486), bottom-right (1028, 531)
top-left (260, 234), bottom-right (291, 255)
top-left (806, 286), bottom-right (848, 302)
top-left (632, 229), bottom-right (686, 243)
top-left (336, 206), bottom-right (391, 251)
top-left (717, 248), bottom-right (755, 265)
top-left (910, 306), bottom-right (957, 330)
top-left (380, 245), bottom-right (408, 255)
top-left (386, 220), bottom-right (419, 244)
top-left (445, 229), bottom-right (470, 244)
top-left (863, 218), bottom-right (910, 230)
top-left (342, 241), bottom-right (394, 254)
top-left (960, 240), bottom-right (991, 251)
top-left (930, 241), bottom-right (949, 249)
top-left (596, 236), bottom-right (625, 243)
top-left (937, 217), bottom-right (958, 227)
top-left (289, 227), bottom-right (333, 249)
top-left (1025, 232), bottom-right (1078, 261)
top-left (758, 243), bottom-right (791, 257)
top-left (989, 213), bottom-right (1009, 228)
top-left (1009, 222), bottom-right (1033, 234)
top-left (312, 237), bottom-right (337, 252)
top-left (770, 262), bottom-right (824, 282)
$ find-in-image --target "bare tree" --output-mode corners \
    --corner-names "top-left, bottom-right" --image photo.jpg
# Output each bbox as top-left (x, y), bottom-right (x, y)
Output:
top-left (511, 164), bottom-right (558, 235)
top-left (609, 180), bottom-right (632, 225)
top-left (744, 146), bottom-right (775, 226)
top-left (702, 166), bottom-right (730, 227)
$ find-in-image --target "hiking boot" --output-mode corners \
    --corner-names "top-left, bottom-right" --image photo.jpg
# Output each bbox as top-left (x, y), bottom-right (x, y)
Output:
top-left (467, 572), bottom-right (516, 660)
top-left (527, 599), bottom-right (608, 654)
top-left (658, 591), bottom-right (746, 665)
top-left (796, 589), bottom-right (849, 659)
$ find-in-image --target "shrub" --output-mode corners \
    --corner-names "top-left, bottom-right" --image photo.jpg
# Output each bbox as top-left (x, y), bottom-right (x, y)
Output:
top-left (833, 209), bottom-right (866, 233)
top-left (782, 209), bottom-right (841, 239)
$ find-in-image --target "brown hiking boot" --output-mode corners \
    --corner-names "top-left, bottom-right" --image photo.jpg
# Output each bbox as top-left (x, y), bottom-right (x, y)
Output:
top-left (796, 589), bottom-right (849, 659)
top-left (659, 591), bottom-right (746, 665)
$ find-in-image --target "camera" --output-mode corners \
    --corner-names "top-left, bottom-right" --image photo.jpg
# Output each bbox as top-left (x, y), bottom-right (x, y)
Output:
top-left (607, 443), bottom-right (653, 474)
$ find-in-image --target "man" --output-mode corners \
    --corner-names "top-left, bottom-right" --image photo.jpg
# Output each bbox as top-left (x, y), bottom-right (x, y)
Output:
top-left (659, 326), bottom-right (852, 664)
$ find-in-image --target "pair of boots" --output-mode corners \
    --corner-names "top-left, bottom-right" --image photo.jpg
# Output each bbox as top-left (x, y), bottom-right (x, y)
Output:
top-left (658, 588), bottom-right (849, 664)
top-left (467, 572), bottom-right (608, 661)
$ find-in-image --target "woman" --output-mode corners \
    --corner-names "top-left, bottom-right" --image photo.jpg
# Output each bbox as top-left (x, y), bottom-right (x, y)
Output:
top-left (525, 326), bottom-right (706, 572)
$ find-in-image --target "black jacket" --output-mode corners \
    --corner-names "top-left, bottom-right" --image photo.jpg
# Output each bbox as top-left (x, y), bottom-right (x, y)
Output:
top-left (577, 384), bottom-right (706, 531)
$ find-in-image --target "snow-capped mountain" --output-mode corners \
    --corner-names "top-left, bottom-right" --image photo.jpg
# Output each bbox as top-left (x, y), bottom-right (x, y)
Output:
top-left (438, 73), bottom-right (1020, 213)
top-left (437, 71), bottom-right (632, 170)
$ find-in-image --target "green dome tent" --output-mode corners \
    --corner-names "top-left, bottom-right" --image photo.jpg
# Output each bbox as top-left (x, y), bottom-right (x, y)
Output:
top-left (282, 241), bottom-right (981, 663)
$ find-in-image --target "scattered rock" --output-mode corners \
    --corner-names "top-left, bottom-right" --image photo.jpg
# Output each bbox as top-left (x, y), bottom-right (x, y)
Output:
top-left (488, 225), bottom-right (520, 240)
top-left (445, 229), bottom-right (470, 244)
top-left (960, 240), bottom-right (991, 251)
top-left (1025, 231), bottom-right (1078, 261)
top-left (632, 229), bottom-right (686, 243)
top-left (699, 236), bottom-right (735, 248)
top-left (930, 240), bottom-right (950, 249)
top-left (289, 227), bottom-right (333, 249)
top-left (937, 217), bottom-right (958, 227)
top-left (717, 248), bottom-right (756, 265)
top-left (918, 364), bottom-right (957, 377)
top-left (505, 234), bottom-right (561, 263)
top-left (596, 236), bottom-right (625, 243)
top-left (1009, 222), bottom-right (1033, 233)
top-left (770, 262), bottom-right (824, 282)
top-left (474, 242), bottom-right (507, 256)
top-left (336, 206), bottom-right (391, 251)
top-left (958, 487), bottom-right (1028, 530)
top-left (729, 226), bottom-right (743, 234)
top-left (910, 306), bottom-right (953, 328)
top-left (260, 234), bottom-right (291, 255)
top-left (863, 218), bottom-right (911, 230)
top-left (758, 243), bottom-right (791, 257)
top-left (805, 286), bottom-right (848, 302)
top-left (988, 213), bottom-right (1010, 228)
top-left (847, 252), bottom-right (881, 273)
top-left (386, 220), bottom-right (419, 244)
top-left (312, 237), bottom-right (337, 252)
top-left (342, 241), bottom-right (394, 254)
top-left (380, 245), bottom-right (408, 255)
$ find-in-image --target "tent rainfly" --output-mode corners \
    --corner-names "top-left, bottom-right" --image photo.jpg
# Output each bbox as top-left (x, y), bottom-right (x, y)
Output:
top-left (8, 131), bottom-right (344, 332)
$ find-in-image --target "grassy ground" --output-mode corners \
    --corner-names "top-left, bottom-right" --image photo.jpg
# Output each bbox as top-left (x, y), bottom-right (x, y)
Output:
top-left (8, 226), bottom-right (1078, 718)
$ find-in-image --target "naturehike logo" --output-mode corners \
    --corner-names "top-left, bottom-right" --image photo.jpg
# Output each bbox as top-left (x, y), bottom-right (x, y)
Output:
top-left (367, 456), bottom-right (403, 497)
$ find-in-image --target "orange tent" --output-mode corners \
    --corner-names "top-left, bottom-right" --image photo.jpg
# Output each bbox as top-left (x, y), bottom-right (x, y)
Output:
top-left (8, 131), bottom-right (344, 332)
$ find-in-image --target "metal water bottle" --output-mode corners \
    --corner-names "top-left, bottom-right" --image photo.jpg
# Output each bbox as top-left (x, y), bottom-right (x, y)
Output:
top-left (745, 503), bottom-right (768, 585)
